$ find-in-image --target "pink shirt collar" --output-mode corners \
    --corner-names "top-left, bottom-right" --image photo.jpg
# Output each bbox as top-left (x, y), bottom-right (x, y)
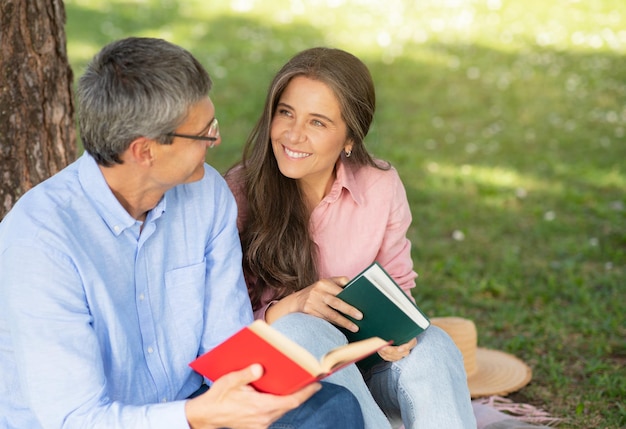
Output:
top-left (323, 160), bottom-right (363, 206)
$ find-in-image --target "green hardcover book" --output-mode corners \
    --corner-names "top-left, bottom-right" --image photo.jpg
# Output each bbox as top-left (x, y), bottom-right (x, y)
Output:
top-left (337, 261), bottom-right (430, 369)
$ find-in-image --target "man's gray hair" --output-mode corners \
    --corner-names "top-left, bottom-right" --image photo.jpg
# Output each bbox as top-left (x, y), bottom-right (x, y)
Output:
top-left (77, 37), bottom-right (212, 166)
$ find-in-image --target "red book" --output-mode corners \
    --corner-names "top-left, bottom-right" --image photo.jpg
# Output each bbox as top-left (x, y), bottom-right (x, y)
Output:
top-left (189, 319), bottom-right (390, 395)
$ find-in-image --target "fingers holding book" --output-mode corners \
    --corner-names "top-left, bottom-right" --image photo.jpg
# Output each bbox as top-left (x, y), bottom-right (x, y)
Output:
top-left (265, 277), bottom-right (364, 332)
top-left (377, 337), bottom-right (418, 362)
top-left (297, 277), bottom-right (364, 332)
top-left (185, 363), bottom-right (322, 429)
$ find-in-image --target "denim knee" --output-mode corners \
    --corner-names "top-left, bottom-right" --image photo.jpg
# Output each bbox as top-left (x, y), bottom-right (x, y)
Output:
top-left (272, 313), bottom-right (348, 352)
top-left (271, 382), bottom-right (364, 429)
top-left (314, 382), bottom-right (365, 428)
top-left (418, 325), bottom-right (464, 358)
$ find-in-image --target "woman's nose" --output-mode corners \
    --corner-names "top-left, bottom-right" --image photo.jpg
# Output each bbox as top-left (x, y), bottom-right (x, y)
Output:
top-left (285, 122), bottom-right (305, 144)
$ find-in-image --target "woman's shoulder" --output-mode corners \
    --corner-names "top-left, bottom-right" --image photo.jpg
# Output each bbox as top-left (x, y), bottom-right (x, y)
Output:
top-left (222, 164), bottom-right (249, 227)
top-left (350, 159), bottom-right (403, 189)
top-left (224, 164), bottom-right (243, 183)
top-left (223, 164), bottom-right (245, 194)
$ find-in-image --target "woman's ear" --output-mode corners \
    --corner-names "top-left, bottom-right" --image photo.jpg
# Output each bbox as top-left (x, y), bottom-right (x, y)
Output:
top-left (344, 142), bottom-right (354, 158)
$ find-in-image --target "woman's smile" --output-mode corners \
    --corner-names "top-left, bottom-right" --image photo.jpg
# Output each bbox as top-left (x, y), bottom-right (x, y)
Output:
top-left (283, 145), bottom-right (312, 159)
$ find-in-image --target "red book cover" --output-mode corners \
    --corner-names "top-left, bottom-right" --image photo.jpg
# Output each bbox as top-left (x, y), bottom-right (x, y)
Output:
top-left (189, 320), bottom-right (389, 395)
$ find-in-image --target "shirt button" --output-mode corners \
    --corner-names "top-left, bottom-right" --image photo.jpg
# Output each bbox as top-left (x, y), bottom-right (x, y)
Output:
top-left (113, 225), bottom-right (120, 233)
top-left (138, 293), bottom-right (145, 301)
top-left (147, 347), bottom-right (154, 354)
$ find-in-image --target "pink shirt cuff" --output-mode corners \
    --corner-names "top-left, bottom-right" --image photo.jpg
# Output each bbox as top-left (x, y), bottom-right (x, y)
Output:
top-left (253, 300), bottom-right (279, 321)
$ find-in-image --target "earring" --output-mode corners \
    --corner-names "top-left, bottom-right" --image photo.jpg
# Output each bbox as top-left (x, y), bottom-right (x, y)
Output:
top-left (345, 149), bottom-right (352, 158)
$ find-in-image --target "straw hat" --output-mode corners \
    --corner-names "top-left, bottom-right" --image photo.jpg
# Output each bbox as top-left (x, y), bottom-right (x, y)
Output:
top-left (430, 317), bottom-right (532, 398)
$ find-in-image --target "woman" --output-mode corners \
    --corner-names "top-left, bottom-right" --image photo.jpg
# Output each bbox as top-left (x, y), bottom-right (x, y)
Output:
top-left (226, 47), bottom-right (475, 429)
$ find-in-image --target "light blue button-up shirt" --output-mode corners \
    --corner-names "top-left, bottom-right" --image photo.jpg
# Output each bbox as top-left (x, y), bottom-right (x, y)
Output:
top-left (0, 153), bottom-right (253, 428)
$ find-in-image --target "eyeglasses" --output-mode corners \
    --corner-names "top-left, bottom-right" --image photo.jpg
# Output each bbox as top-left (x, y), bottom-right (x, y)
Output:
top-left (167, 118), bottom-right (219, 144)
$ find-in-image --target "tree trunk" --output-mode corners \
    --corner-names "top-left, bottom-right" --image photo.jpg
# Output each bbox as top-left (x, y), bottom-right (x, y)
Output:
top-left (0, 0), bottom-right (76, 220)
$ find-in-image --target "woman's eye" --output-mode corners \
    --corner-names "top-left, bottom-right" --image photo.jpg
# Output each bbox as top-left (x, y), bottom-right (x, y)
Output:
top-left (312, 119), bottom-right (324, 127)
top-left (278, 109), bottom-right (292, 117)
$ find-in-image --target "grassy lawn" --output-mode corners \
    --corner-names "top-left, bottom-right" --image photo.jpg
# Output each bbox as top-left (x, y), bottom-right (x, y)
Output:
top-left (64, 1), bottom-right (625, 427)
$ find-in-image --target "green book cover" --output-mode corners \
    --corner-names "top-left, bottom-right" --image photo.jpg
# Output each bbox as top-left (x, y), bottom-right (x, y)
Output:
top-left (337, 262), bottom-right (430, 369)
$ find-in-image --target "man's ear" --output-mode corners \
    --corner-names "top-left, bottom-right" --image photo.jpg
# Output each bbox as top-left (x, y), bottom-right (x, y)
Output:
top-left (127, 137), bottom-right (154, 166)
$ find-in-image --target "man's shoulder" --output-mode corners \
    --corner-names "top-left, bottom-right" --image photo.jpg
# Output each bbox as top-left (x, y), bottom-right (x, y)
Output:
top-left (2, 161), bottom-right (80, 220)
top-left (182, 163), bottom-right (230, 194)
top-left (168, 163), bottom-right (236, 211)
top-left (0, 162), bottom-right (84, 253)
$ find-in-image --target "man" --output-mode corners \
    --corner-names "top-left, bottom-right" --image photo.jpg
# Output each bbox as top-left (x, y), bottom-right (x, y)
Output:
top-left (0, 37), bottom-right (364, 429)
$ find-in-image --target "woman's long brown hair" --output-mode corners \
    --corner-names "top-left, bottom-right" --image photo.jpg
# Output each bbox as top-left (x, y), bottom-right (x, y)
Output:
top-left (229, 47), bottom-right (387, 309)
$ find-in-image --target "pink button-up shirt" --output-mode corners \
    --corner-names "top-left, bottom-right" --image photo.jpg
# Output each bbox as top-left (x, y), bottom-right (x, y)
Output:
top-left (226, 160), bottom-right (418, 319)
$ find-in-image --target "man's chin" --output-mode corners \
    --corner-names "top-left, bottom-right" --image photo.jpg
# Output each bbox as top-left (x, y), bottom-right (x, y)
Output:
top-left (185, 165), bottom-right (206, 184)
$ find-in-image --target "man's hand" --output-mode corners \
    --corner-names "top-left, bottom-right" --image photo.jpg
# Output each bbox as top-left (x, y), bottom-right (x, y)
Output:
top-left (185, 364), bottom-right (321, 429)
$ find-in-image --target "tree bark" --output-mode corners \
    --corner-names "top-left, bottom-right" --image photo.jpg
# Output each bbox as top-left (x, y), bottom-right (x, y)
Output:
top-left (0, 0), bottom-right (76, 219)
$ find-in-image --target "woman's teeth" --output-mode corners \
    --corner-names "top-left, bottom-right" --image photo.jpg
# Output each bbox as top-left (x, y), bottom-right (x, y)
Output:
top-left (285, 147), bottom-right (310, 159)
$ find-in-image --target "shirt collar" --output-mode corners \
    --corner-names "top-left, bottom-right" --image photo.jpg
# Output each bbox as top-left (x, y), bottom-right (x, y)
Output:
top-left (323, 160), bottom-right (363, 206)
top-left (78, 153), bottom-right (166, 236)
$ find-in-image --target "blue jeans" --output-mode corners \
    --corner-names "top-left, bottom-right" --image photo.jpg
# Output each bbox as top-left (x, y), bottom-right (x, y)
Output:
top-left (188, 379), bottom-right (363, 428)
top-left (272, 313), bottom-right (476, 429)
top-left (270, 382), bottom-right (364, 428)
top-left (363, 326), bottom-right (476, 429)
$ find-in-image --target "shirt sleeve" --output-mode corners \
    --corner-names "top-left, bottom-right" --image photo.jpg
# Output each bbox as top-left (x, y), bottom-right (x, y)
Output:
top-left (1, 245), bottom-right (190, 429)
top-left (224, 167), bottom-right (269, 317)
top-left (374, 169), bottom-right (418, 301)
top-left (198, 174), bottom-right (253, 353)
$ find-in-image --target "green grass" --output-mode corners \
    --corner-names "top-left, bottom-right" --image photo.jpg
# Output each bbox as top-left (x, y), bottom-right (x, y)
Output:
top-left (64, 1), bottom-right (626, 427)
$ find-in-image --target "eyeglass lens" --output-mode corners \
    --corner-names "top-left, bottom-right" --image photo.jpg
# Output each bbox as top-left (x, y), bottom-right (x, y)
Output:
top-left (208, 119), bottom-right (219, 138)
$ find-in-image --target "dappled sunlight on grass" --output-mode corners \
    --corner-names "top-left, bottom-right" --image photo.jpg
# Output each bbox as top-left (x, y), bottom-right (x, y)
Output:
top-left (425, 161), bottom-right (544, 199)
top-left (66, 41), bottom-right (99, 71)
top-left (65, 0), bottom-right (626, 65)
top-left (220, 0), bottom-right (626, 59)
top-left (424, 160), bottom-right (626, 198)
top-left (63, 1), bottom-right (626, 427)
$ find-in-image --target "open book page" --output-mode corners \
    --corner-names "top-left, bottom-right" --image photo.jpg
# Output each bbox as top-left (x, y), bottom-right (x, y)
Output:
top-left (250, 320), bottom-right (389, 375)
top-left (320, 336), bottom-right (390, 372)
top-left (248, 320), bottom-right (323, 376)
top-left (190, 319), bottom-right (391, 395)
top-left (363, 263), bottom-right (430, 328)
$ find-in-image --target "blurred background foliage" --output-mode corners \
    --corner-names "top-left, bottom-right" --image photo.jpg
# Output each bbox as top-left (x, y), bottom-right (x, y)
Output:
top-left (64, 1), bottom-right (625, 427)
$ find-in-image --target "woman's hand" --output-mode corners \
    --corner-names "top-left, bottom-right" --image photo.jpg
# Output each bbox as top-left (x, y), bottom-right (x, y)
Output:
top-left (377, 337), bottom-right (417, 362)
top-left (267, 277), bottom-right (363, 332)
